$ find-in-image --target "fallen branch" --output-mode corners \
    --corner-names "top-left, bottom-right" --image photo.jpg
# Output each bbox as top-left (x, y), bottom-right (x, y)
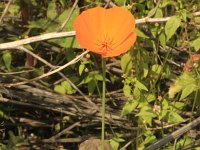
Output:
top-left (0, 50), bottom-right (89, 87)
top-left (0, 31), bottom-right (76, 50)
top-left (0, 0), bottom-right (13, 24)
top-left (0, 12), bottom-right (199, 50)
top-left (145, 116), bottom-right (200, 150)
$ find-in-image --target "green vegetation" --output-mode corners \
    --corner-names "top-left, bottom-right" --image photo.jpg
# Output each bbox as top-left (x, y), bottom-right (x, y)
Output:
top-left (0, 0), bottom-right (199, 149)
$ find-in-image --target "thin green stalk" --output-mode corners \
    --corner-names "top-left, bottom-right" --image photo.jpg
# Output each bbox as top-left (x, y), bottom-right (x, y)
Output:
top-left (192, 89), bottom-right (198, 114)
top-left (101, 58), bottom-right (106, 150)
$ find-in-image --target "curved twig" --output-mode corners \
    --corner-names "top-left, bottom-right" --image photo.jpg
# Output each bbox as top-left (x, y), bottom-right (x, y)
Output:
top-left (0, 12), bottom-right (199, 50)
top-left (145, 117), bottom-right (200, 150)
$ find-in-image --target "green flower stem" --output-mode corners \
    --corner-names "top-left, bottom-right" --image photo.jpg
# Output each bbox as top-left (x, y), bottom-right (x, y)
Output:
top-left (101, 58), bottom-right (106, 150)
top-left (192, 89), bottom-right (198, 114)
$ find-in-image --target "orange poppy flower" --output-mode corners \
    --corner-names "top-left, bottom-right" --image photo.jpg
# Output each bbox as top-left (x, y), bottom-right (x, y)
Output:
top-left (74, 7), bottom-right (137, 58)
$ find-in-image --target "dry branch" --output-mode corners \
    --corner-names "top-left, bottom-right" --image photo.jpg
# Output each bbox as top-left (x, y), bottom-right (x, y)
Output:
top-left (0, 0), bottom-right (13, 24)
top-left (145, 117), bottom-right (200, 150)
top-left (0, 50), bottom-right (89, 87)
top-left (0, 31), bottom-right (75, 50)
top-left (0, 12), bottom-right (199, 50)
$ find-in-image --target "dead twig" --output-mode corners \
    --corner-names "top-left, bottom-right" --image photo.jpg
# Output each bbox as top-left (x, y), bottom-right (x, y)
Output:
top-left (0, 31), bottom-right (76, 50)
top-left (0, 11), bottom-right (199, 50)
top-left (17, 45), bottom-right (98, 109)
top-left (47, 122), bottom-right (81, 141)
top-left (17, 46), bottom-right (58, 68)
top-left (0, 0), bottom-right (13, 24)
top-left (0, 50), bottom-right (89, 87)
top-left (0, 69), bottom-right (35, 75)
top-left (145, 117), bottom-right (200, 150)
top-left (59, 0), bottom-right (79, 31)
top-left (147, 0), bottom-right (162, 18)
top-left (104, 0), bottom-right (116, 7)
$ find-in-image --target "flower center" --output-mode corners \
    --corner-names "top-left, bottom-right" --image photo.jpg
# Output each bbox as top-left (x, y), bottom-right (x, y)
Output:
top-left (101, 40), bottom-right (113, 57)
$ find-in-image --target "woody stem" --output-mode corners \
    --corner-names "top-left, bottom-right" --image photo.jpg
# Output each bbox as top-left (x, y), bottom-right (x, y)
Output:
top-left (101, 58), bottom-right (106, 150)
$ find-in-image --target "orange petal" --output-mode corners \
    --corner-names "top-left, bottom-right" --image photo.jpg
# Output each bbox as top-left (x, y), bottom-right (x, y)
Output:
top-left (104, 32), bottom-right (137, 57)
top-left (74, 7), bottom-right (106, 53)
top-left (104, 7), bottom-right (135, 47)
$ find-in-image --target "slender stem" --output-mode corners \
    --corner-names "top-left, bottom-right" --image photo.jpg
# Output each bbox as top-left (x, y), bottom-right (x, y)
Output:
top-left (192, 89), bottom-right (198, 114)
top-left (101, 58), bottom-right (106, 150)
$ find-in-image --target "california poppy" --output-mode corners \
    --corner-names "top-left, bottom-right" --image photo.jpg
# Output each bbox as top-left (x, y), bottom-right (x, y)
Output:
top-left (74, 7), bottom-right (137, 58)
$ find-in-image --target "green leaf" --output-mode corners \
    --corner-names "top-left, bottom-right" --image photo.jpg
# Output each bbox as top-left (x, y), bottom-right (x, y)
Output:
top-left (159, 32), bottom-right (166, 48)
top-left (114, 0), bottom-right (124, 6)
top-left (168, 111), bottom-right (185, 123)
top-left (148, 7), bottom-right (157, 17)
top-left (79, 63), bottom-right (85, 76)
top-left (133, 87), bottom-right (141, 97)
top-left (110, 135), bottom-right (125, 150)
top-left (189, 38), bottom-right (200, 51)
top-left (160, 0), bottom-right (177, 8)
top-left (177, 72), bottom-right (196, 87)
top-left (159, 109), bottom-right (169, 120)
top-left (8, 4), bottom-right (20, 16)
top-left (194, 17), bottom-right (200, 24)
top-left (94, 74), bottom-right (103, 81)
top-left (32, 67), bottom-right (44, 77)
top-left (161, 99), bottom-right (169, 109)
top-left (146, 94), bottom-right (155, 102)
top-left (133, 78), bottom-right (148, 91)
top-left (55, 123), bottom-right (61, 132)
top-left (168, 83), bottom-right (182, 99)
top-left (61, 81), bottom-right (75, 94)
top-left (56, 8), bottom-right (79, 30)
top-left (88, 80), bottom-right (96, 95)
top-left (121, 53), bottom-right (132, 74)
top-left (180, 84), bottom-right (196, 100)
top-left (28, 19), bottom-right (48, 29)
top-left (179, 9), bottom-right (187, 22)
top-left (121, 100), bottom-right (138, 116)
top-left (155, 8), bottom-right (163, 18)
top-left (54, 85), bottom-right (66, 94)
top-left (78, 74), bottom-right (93, 85)
top-left (50, 36), bottom-right (80, 49)
top-left (47, 1), bottom-right (57, 20)
top-left (143, 63), bottom-right (149, 78)
top-left (151, 64), bottom-right (162, 75)
top-left (62, 116), bottom-right (70, 122)
top-left (66, 48), bottom-right (75, 62)
top-left (142, 131), bottom-right (157, 145)
top-left (123, 84), bottom-right (131, 97)
top-left (169, 72), bottom-right (197, 99)
top-left (134, 28), bottom-right (149, 39)
top-left (110, 139), bottom-right (119, 150)
top-left (165, 16), bottom-right (181, 41)
top-left (172, 102), bottom-right (185, 109)
top-left (3, 51), bottom-right (12, 71)
top-left (136, 106), bottom-right (156, 125)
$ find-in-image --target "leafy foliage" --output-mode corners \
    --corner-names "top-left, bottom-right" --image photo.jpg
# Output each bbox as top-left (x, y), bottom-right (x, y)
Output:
top-left (0, 0), bottom-right (200, 149)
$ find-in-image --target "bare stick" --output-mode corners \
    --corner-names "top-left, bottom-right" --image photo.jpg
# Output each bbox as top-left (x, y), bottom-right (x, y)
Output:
top-left (59, 0), bottom-right (79, 31)
top-left (0, 0), bottom-right (13, 24)
top-left (0, 97), bottom-right (76, 116)
top-left (0, 50), bottom-right (89, 87)
top-left (0, 69), bottom-right (34, 75)
top-left (145, 117), bottom-right (200, 150)
top-left (17, 46), bottom-right (98, 108)
top-left (0, 12), bottom-right (200, 50)
top-left (0, 31), bottom-right (76, 50)
top-left (47, 122), bottom-right (81, 141)
top-left (147, 0), bottom-right (162, 18)
top-left (53, 0), bottom-right (97, 107)
top-left (17, 46), bottom-right (57, 68)
top-left (136, 11), bottom-right (200, 24)
top-left (104, 0), bottom-right (116, 7)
